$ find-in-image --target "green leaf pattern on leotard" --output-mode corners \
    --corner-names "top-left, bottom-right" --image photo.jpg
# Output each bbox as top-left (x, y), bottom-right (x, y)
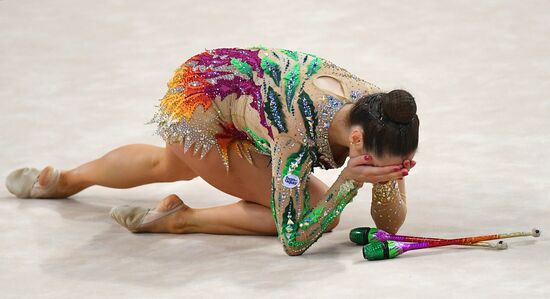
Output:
top-left (320, 180), bottom-right (359, 229)
top-left (283, 63), bottom-right (300, 115)
top-left (270, 177), bottom-right (279, 228)
top-left (244, 127), bottom-right (271, 154)
top-left (264, 86), bottom-right (287, 133)
top-left (282, 144), bottom-right (308, 177)
top-left (305, 56), bottom-right (321, 78)
top-left (297, 90), bottom-right (318, 141)
top-left (281, 49), bottom-right (299, 61)
top-left (271, 136), bottom-right (362, 255)
top-left (261, 56), bottom-right (281, 86)
top-left (230, 58), bottom-right (253, 79)
top-left (259, 47), bottom-right (365, 255)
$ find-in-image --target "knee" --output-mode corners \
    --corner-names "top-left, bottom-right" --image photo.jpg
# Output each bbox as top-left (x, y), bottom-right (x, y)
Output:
top-left (157, 145), bottom-right (198, 181)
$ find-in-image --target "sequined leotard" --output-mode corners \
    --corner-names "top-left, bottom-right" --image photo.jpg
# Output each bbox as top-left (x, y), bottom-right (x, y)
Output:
top-left (147, 46), bottom-right (400, 255)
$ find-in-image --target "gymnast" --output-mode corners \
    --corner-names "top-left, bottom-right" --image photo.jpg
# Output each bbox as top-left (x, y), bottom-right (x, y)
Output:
top-left (6, 46), bottom-right (419, 256)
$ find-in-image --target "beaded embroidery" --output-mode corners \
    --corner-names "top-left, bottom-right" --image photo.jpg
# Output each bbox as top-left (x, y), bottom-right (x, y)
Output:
top-left (147, 46), bottom-right (394, 254)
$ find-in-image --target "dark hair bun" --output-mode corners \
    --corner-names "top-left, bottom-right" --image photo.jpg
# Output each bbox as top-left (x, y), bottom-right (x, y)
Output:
top-left (381, 89), bottom-right (417, 124)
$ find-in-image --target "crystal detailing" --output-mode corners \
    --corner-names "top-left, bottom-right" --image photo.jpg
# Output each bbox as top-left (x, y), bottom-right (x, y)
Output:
top-left (313, 94), bottom-right (351, 170)
top-left (350, 89), bottom-right (363, 101)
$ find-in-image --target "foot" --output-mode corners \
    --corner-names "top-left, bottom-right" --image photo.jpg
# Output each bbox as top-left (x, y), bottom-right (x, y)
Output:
top-left (155, 193), bottom-right (186, 213)
top-left (35, 165), bottom-right (69, 198)
top-left (6, 165), bottom-right (67, 198)
top-left (142, 194), bottom-right (190, 233)
top-left (110, 194), bottom-right (191, 233)
top-left (37, 166), bottom-right (55, 188)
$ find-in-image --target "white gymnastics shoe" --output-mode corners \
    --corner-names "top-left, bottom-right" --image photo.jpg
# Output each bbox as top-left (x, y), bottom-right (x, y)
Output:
top-left (110, 202), bottom-right (185, 233)
top-left (5, 166), bottom-right (61, 199)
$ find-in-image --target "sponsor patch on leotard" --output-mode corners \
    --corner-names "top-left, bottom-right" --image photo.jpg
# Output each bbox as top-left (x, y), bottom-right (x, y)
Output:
top-left (282, 174), bottom-right (300, 188)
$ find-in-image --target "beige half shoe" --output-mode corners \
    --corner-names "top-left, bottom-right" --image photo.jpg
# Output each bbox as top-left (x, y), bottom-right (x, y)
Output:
top-left (5, 166), bottom-right (61, 199)
top-left (110, 202), bottom-right (185, 233)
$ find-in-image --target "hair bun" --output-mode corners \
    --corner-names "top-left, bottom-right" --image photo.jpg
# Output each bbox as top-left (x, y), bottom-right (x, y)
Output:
top-left (381, 89), bottom-right (417, 124)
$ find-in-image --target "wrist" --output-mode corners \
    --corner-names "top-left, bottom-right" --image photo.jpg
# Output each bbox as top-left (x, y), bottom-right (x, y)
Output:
top-left (372, 180), bottom-right (399, 203)
top-left (339, 170), bottom-right (363, 188)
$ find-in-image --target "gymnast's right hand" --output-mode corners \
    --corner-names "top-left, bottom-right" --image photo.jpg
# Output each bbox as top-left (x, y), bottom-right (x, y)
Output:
top-left (341, 154), bottom-right (407, 185)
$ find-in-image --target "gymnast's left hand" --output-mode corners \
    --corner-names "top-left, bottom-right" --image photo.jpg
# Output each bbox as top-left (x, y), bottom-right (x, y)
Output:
top-left (379, 159), bottom-right (416, 184)
top-left (402, 159), bottom-right (416, 171)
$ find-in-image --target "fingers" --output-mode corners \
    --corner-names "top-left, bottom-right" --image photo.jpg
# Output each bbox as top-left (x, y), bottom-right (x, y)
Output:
top-left (348, 155), bottom-right (404, 175)
top-left (348, 154), bottom-right (374, 167)
top-left (369, 164), bottom-right (404, 176)
top-left (347, 155), bottom-right (415, 184)
top-left (374, 168), bottom-right (409, 183)
top-left (349, 155), bottom-right (403, 169)
top-left (351, 156), bottom-right (416, 170)
top-left (355, 165), bottom-right (405, 184)
top-left (403, 159), bottom-right (416, 170)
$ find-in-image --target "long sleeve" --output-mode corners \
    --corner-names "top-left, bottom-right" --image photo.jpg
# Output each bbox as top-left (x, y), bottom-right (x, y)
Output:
top-left (370, 179), bottom-right (408, 234)
top-left (270, 134), bottom-right (362, 256)
top-left (254, 47), bottom-right (373, 255)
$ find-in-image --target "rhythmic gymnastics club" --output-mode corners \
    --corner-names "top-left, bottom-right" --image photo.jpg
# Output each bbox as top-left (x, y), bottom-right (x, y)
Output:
top-left (362, 228), bottom-right (541, 261)
top-left (349, 227), bottom-right (507, 249)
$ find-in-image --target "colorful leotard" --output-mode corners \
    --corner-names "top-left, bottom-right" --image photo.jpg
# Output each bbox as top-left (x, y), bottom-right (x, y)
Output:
top-left (147, 46), bottom-right (397, 255)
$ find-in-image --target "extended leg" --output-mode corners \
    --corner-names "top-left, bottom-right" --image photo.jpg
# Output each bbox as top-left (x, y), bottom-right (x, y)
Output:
top-left (36, 143), bottom-right (197, 198)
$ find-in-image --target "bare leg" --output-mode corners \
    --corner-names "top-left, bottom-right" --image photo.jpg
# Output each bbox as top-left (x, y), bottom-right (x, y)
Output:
top-left (184, 200), bottom-right (339, 234)
top-left (182, 200), bottom-right (278, 235)
top-left (134, 142), bottom-right (340, 234)
top-left (142, 194), bottom-right (339, 235)
top-left (36, 143), bottom-right (197, 198)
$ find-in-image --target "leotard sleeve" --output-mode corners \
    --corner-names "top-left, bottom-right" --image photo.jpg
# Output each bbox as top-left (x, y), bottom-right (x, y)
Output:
top-left (270, 133), bottom-right (362, 256)
top-left (370, 179), bottom-right (408, 234)
top-left (256, 47), bottom-right (366, 255)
